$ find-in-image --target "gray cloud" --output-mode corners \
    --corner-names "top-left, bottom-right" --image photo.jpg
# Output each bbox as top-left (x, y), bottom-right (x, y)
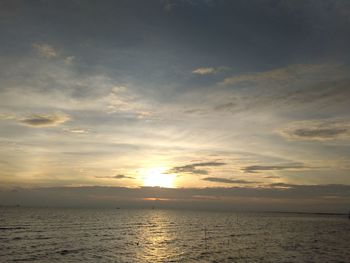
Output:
top-left (214, 102), bottom-right (237, 112)
top-left (220, 64), bottom-right (326, 86)
top-left (264, 176), bottom-right (280, 179)
top-left (19, 113), bottom-right (70, 127)
top-left (282, 78), bottom-right (350, 105)
top-left (167, 161), bottom-right (226, 175)
top-left (96, 174), bottom-right (135, 180)
top-left (280, 120), bottom-right (350, 141)
top-left (202, 177), bottom-right (258, 184)
top-left (243, 163), bottom-right (306, 173)
top-left (213, 65), bottom-right (350, 115)
top-left (294, 128), bottom-right (347, 138)
top-left (1, 184), bottom-right (349, 212)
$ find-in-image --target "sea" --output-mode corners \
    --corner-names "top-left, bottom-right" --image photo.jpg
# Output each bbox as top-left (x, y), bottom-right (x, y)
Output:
top-left (0, 207), bottom-right (349, 262)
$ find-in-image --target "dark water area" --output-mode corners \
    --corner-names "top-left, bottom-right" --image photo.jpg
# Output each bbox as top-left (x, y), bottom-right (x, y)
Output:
top-left (0, 207), bottom-right (349, 262)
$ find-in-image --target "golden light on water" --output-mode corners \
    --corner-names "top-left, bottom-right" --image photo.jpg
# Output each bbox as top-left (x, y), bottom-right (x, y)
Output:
top-left (143, 168), bottom-right (176, 188)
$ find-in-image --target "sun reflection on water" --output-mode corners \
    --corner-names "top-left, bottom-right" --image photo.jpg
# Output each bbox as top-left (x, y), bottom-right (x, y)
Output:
top-left (136, 210), bottom-right (180, 262)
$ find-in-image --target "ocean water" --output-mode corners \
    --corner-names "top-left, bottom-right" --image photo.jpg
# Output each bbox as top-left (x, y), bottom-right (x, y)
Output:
top-left (0, 208), bottom-right (349, 262)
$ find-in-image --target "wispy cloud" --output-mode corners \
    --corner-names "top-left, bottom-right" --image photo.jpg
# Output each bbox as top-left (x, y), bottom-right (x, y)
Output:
top-left (264, 176), bottom-right (280, 179)
top-left (280, 120), bottom-right (350, 141)
top-left (211, 64), bottom-right (350, 116)
top-left (192, 66), bottom-right (228, 75)
top-left (162, 0), bottom-right (176, 11)
top-left (96, 174), bottom-right (135, 180)
top-left (202, 177), bottom-right (258, 184)
top-left (64, 56), bottom-right (74, 65)
top-left (193, 67), bottom-right (217, 75)
top-left (167, 161), bottom-right (226, 175)
top-left (32, 43), bottom-right (58, 58)
top-left (0, 113), bottom-right (16, 121)
top-left (243, 163), bottom-right (307, 173)
top-left (19, 113), bottom-right (70, 127)
top-left (219, 64), bottom-right (327, 85)
top-left (105, 86), bottom-right (153, 118)
top-left (63, 127), bottom-right (90, 134)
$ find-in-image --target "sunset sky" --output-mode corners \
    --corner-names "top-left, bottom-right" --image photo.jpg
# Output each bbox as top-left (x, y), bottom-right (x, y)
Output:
top-left (1, 0), bottom-right (350, 211)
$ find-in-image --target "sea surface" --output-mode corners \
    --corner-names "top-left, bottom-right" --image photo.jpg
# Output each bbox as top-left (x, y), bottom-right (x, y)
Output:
top-left (0, 207), bottom-right (349, 262)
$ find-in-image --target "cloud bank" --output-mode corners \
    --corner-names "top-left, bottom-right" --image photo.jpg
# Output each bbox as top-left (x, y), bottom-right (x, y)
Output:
top-left (1, 184), bottom-right (349, 213)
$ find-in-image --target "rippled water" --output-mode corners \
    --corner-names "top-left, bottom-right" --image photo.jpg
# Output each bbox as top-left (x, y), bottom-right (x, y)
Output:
top-left (0, 207), bottom-right (349, 262)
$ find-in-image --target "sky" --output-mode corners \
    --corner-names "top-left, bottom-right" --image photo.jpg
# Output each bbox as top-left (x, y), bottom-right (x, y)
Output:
top-left (0, 0), bottom-right (350, 212)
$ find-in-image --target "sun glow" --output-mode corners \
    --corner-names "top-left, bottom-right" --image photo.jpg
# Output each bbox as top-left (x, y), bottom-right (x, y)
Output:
top-left (143, 168), bottom-right (176, 188)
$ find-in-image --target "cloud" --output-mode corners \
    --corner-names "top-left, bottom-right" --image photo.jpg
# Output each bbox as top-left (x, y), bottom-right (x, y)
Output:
top-left (32, 43), bottom-right (57, 58)
top-left (1, 184), bottom-right (349, 212)
top-left (64, 56), bottom-right (74, 65)
top-left (281, 78), bottom-right (350, 105)
top-left (167, 161), bottom-right (226, 175)
top-left (211, 65), bottom-right (350, 116)
top-left (293, 128), bottom-right (347, 138)
top-left (96, 174), bottom-right (135, 180)
top-left (243, 163), bottom-right (307, 173)
top-left (269, 183), bottom-right (295, 188)
top-left (0, 113), bottom-right (16, 121)
top-left (112, 174), bottom-right (135, 179)
top-left (162, 0), bottom-right (176, 11)
top-left (162, 0), bottom-right (217, 12)
top-left (63, 128), bottom-right (89, 134)
top-left (280, 120), bottom-right (350, 141)
top-left (19, 113), bottom-right (70, 127)
top-left (105, 86), bottom-right (153, 118)
top-left (192, 66), bottom-right (228, 75)
top-left (264, 176), bottom-right (280, 179)
top-left (219, 64), bottom-right (326, 85)
top-left (192, 67), bottom-right (217, 75)
top-left (202, 177), bottom-right (258, 184)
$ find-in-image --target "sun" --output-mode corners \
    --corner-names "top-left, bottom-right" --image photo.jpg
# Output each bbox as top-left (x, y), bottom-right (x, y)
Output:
top-left (143, 168), bottom-right (176, 188)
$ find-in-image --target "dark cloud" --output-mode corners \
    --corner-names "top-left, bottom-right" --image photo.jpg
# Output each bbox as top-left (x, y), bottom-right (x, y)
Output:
top-left (293, 128), bottom-right (347, 138)
top-left (264, 176), bottom-right (280, 179)
top-left (1, 184), bottom-right (349, 212)
top-left (202, 177), bottom-right (258, 184)
top-left (19, 114), bottom-right (70, 127)
top-left (96, 174), bottom-right (135, 180)
top-left (167, 161), bottom-right (226, 175)
top-left (269, 183), bottom-right (295, 188)
top-left (280, 120), bottom-right (350, 141)
top-left (112, 174), bottom-right (135, 179)
top-left (243, 163), bottom-right (306, 173)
